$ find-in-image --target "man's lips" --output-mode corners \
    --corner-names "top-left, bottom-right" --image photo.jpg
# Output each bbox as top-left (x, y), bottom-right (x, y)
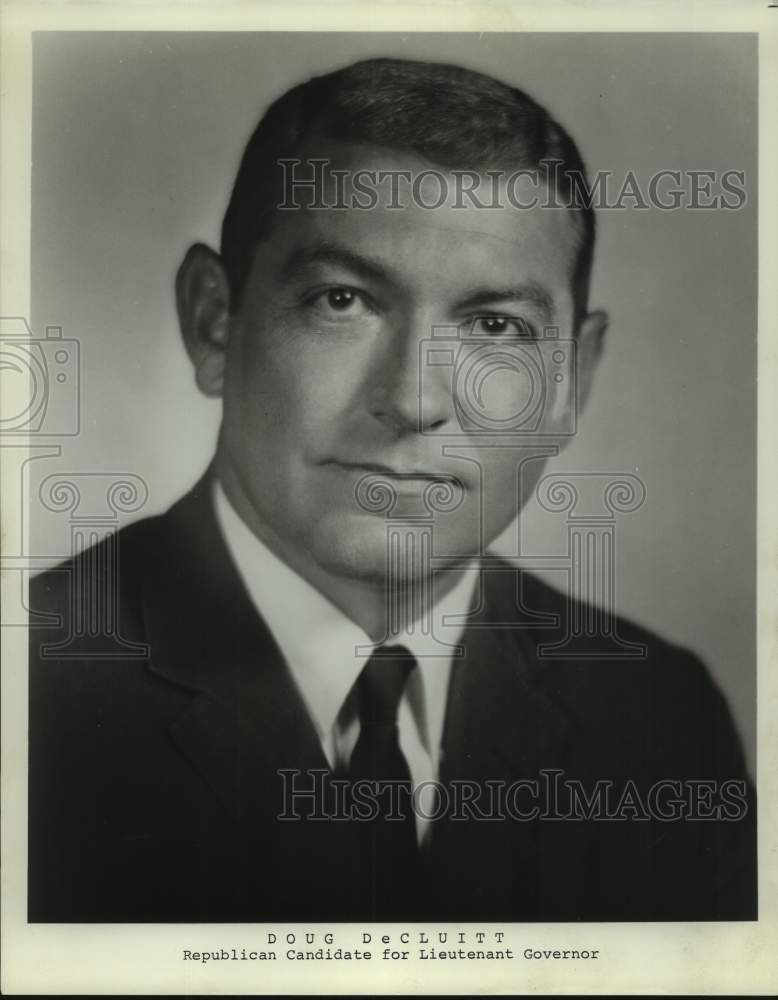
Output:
top-left (329, 460), bottom-right (464, 484)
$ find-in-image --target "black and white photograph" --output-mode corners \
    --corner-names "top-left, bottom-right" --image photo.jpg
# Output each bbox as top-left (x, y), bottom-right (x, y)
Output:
top-left (2, 6), bottom-right (776, 996)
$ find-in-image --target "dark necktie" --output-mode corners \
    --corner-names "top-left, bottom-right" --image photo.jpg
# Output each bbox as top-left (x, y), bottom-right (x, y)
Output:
top-left (348, 645), bottom-right (420, 920)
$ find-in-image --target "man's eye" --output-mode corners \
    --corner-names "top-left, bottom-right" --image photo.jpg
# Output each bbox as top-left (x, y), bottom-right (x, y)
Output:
top-left (470, 316), bottom-right (535, 338)
top-left (310, 286), bottom-right (371, 316)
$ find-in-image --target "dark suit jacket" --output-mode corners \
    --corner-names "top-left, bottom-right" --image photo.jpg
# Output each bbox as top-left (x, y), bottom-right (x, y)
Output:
top-left (27, 475), bottom-right (757, 922)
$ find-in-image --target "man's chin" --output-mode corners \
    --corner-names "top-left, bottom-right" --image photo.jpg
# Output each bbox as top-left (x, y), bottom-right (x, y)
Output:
top-left (310, 520), bottom-right (401, 584)
top-left (310, 512), bottom-right (478, 585)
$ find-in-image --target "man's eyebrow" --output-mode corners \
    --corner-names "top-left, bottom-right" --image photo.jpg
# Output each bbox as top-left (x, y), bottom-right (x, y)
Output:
top-left (454, 284), bottom-right (555, 320)
top-left (278, 242), bottom-right (393, 284)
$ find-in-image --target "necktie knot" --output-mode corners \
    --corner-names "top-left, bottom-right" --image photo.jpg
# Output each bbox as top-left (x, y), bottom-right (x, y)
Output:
top-left (356, 645), bottom-right (415, 728)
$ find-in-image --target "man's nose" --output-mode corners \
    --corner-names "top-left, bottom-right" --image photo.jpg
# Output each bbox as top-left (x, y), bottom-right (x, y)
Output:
top-left (367, 312), bottom-right (454, 435)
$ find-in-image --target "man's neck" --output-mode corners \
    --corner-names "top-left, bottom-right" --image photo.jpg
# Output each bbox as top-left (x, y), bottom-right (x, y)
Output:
top-left (213, 453), bottom-right (472, 643)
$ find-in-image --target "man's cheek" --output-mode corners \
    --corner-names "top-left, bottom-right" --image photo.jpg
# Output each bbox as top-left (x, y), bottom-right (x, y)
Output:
top-left (291, 380), bottom-right (355, 435)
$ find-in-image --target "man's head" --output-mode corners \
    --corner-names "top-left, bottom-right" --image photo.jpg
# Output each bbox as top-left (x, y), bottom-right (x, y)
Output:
top-left (176, 57), bottom-right (608, 587)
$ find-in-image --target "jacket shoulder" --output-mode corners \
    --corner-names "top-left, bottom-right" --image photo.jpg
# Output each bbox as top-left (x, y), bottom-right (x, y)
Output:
top-left (487, 558), bottom-right (691, 658)
top-left (30, 511), bottom-right (167, 610)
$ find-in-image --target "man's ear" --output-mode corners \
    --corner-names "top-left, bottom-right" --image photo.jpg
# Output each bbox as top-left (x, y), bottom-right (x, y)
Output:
top-left (574, 308), bottom-right (608, 417)
top-left (175, 243), bottom-right (232, 398)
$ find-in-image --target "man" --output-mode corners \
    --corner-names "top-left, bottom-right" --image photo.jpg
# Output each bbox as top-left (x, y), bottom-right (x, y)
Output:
top-left (28, 57), bottom-right (756, 922)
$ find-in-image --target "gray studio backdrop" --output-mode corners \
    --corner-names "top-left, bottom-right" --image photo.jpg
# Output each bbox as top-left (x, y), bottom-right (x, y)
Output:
top-left (29, 32), bottom-right (757, 769)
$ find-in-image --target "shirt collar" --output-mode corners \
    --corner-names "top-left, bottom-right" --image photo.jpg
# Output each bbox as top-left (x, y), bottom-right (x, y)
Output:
top-left (212, 479), bottom-right (477, 748)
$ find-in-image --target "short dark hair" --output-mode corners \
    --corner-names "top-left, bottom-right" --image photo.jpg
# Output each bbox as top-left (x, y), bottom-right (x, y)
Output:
top-left (221, 57), bottom-right (595, 324)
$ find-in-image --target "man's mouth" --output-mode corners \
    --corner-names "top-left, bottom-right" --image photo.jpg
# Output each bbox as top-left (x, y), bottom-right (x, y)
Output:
top-left (331, 460), bottom-right (463, 485)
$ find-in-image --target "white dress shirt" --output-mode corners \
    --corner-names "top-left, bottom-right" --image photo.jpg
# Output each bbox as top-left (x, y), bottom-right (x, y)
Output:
top-left (212, 480), bottom-right (478, 844)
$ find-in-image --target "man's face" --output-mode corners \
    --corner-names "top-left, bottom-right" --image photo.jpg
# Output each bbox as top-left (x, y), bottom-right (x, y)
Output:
top-left (212, 146), bottom-right (597, 584)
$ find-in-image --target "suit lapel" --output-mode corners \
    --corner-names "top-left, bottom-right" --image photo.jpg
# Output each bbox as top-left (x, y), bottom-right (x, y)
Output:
top-left (139, 474), bottom-right (329, 820)
top-left (428, 563), bottom-right (580, 918)
top-left (441, 564), bottom-right (573, 780)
